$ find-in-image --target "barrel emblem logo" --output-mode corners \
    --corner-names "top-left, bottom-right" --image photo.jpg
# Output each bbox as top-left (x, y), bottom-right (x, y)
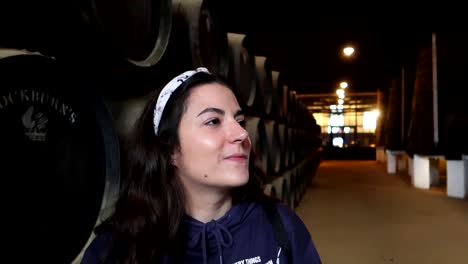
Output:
top-left (22, 106), bottom-right (48, 141)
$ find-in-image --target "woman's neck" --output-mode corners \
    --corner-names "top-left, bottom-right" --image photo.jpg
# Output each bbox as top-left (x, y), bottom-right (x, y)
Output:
top-left (184, 188), bottom-right (233, 223)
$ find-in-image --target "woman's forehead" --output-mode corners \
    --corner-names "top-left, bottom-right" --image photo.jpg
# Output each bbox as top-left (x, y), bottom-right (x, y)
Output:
top-left (187, 83), bottom-right (239, 109)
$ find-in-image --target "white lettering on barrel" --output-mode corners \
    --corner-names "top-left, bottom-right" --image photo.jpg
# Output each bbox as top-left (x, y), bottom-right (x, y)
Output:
top-left (20, 89), bottom-right (30, 102)
top-left (0, 89), bottom-right (77, 124)
top-left (0, 93), bottom-right (14, 109)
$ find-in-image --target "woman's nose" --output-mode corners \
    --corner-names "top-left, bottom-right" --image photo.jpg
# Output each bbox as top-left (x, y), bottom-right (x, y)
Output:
top-left (228, 120), bottom-right (249, 143)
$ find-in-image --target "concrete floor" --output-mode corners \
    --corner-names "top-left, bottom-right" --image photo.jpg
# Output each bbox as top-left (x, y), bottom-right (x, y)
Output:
top-left (295, 160), bottom-right (468, 264)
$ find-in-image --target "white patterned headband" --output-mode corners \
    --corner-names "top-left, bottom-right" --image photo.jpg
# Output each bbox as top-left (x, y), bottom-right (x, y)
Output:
top-left (153, 67), bottom-right (211, 135)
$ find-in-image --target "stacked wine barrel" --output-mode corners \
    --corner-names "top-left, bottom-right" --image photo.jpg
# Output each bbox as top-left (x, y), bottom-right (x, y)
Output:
top-left (227, 33), bottom-right (322, 210)
top-left (0, 52), bottom-right (120, 263)
top-left (383, 32), bottom-right (468, 161)
top-left (434, 31), bottom-right (468, 160)
top-left (0, 0), bottom-right (322, 262)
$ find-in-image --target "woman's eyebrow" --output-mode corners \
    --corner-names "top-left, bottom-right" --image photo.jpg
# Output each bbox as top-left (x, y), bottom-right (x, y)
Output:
top-left (197, 107), bottom-right (225, 117)
top-left (196, 108), bottom-right (244, 117)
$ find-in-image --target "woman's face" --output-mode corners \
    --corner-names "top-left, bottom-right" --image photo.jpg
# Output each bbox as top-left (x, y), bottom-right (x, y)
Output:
top-left (173, 83), bottom-right (251, 191)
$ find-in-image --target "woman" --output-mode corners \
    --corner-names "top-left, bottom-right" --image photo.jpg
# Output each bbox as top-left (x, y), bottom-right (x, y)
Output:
top-left (81, 68), bottom-right (321, 264)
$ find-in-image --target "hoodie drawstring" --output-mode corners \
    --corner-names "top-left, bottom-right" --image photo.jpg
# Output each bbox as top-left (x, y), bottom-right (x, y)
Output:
top-left (213, 224), bottom-right (233, 264)
top-left (189, 220), bottom-right (234, 264)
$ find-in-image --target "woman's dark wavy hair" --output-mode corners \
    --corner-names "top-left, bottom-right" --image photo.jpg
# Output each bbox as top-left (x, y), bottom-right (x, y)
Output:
top-left (98, 71), bottom-right (267, 263)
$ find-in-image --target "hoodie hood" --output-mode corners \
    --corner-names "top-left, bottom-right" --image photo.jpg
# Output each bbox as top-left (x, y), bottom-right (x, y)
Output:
top-left (183, 202), bottom-right (256, 264)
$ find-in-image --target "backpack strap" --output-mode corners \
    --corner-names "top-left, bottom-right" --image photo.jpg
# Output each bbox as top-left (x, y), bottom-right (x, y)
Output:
top-left (261, 202), bottom-right (293, 263)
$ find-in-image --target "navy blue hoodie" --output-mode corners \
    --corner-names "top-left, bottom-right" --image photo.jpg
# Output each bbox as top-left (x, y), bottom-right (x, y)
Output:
top-left (81, 202), bottom-right (321, 264)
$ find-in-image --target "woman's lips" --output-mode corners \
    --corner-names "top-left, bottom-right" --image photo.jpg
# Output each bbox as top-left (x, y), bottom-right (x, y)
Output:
top-left (224, 154), bottom-right (248, 161)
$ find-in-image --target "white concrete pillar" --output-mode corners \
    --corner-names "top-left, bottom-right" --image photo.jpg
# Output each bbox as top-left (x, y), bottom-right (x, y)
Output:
top-left (376, 146), bottom-right (386, 163)
top-left (413, 155), bottom-right (430, 189)
top-left (446, 157), bottom-right (468, 199)
top-left (385, 150), bottom-right (405, 175)
top-left (413, 155), bottom-right (441, 189)
top-left (272, 176), bottom-right (286, 203)
top-left (386, 151), bottom-right (397, 174)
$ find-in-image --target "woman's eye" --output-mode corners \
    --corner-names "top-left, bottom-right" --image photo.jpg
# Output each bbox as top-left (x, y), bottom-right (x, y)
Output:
top-left (238, 119), bottom-right (246, 127)
top-left (206, 118), bottom-right (220, 126)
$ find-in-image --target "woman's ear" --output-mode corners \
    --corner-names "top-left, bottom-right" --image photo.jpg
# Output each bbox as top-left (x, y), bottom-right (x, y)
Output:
top-left (171, 152), bottom-right (180, 167)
